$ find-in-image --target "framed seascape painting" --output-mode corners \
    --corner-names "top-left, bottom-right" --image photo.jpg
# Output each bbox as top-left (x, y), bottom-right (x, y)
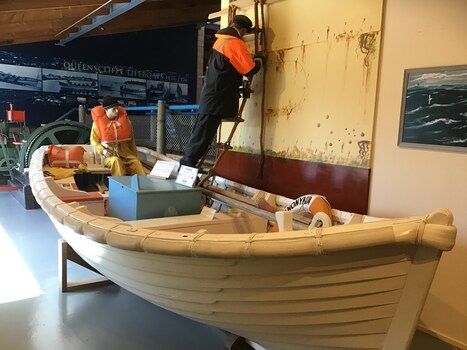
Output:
top-left (398, 64), bottom-right (467, 152)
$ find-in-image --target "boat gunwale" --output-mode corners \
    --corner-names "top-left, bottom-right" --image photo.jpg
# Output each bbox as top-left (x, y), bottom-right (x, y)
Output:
top-left (29, 146), bottom-right (457, 258)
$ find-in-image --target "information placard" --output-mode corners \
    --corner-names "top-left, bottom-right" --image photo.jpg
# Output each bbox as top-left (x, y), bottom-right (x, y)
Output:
top-left (175, 165), bottom-right (199, 187)
top-left (150, 161), bottom-right (175, 179)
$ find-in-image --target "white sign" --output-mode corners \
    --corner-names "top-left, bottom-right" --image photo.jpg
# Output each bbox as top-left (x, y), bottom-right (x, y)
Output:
top-left (176, 165), bottom-right (199, 187)
top-left (150, 161), bottom-right (175, 179)
top-left (200, 206), bottom-right (216, 220)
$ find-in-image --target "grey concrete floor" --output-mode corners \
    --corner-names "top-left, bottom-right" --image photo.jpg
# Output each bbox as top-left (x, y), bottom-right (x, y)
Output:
top-left (0, 191), bottom-right (459, 350)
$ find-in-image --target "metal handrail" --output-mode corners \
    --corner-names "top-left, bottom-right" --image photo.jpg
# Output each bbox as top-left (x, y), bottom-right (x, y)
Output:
top-left (55, 107), bottom-right (78, 121)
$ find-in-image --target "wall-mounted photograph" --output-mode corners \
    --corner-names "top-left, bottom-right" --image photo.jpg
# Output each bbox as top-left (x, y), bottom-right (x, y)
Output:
top-left (147, 80), bottom-right (170, 101)
top-left (43, 68), bottom-right (98, 95)
top-left (398, 64), bottom-right (467, 152)
top-left (0, 63), bottom-right (42, 91)
top-left (99, 75), bottom-right (146, 100)
top-left (169, 82), bottom-right (188, 104)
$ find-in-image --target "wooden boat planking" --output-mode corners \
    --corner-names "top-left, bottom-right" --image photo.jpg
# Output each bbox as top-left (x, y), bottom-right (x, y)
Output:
top-left (29, 145), bottom-right (457, 350)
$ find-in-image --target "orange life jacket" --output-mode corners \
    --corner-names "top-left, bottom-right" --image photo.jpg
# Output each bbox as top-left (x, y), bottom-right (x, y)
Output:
top-left (91, 105), bottom-right (132, 143)
top-left (48, 145), bottom-right (85, 168)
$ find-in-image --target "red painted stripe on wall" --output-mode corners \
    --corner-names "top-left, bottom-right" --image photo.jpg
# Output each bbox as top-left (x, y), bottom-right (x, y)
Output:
top-left (216, 152), bottom-right (370, 214)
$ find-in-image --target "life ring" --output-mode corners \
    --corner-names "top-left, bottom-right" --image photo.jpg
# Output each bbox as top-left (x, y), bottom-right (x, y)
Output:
top-left (286, 194), bottom-right (333, 228)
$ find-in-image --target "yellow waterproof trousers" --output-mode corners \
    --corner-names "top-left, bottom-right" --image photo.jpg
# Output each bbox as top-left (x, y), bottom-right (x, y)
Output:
top-left (104, 156), bottom-right (146, 176)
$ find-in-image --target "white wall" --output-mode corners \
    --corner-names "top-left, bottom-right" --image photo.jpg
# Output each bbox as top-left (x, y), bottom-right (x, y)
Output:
top-left (369, 0), bottom-right (467, 347)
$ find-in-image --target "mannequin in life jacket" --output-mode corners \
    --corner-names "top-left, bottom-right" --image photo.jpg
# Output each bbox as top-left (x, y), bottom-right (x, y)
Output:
top-left (90, 96), bottom-right (146, 176)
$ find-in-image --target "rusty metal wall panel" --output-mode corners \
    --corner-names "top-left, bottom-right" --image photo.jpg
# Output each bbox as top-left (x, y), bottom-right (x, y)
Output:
top-left (221, 0), bottom-right (383, 169)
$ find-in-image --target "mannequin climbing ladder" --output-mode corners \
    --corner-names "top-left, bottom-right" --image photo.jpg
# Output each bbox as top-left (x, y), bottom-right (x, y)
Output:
top-left (198, 0), bottom-right (267, 187)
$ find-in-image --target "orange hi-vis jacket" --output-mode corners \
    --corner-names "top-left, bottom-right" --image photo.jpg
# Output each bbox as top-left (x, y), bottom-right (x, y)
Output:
top-left (198, 26), bottom-right (260, 117)
top-left (91, 105), bottom-right (132, 143)
top-left (212, 33), bottom-right (255, 75)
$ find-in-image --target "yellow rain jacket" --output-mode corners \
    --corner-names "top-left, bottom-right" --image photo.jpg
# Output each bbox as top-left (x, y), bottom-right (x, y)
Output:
top-left (90, 105), bottom-right (146, 176)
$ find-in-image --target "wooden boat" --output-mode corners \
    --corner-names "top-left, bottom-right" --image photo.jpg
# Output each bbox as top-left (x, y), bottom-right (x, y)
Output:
top-left (28, 145), bottom-right (457, 350)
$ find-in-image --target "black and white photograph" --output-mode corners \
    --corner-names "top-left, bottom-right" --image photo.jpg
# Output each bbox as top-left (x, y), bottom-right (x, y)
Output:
top-left (42, 68), bottom-right (98, 96)
top-left (99, 75), bottom-right (146, 100)
top-left (0, 63), bottom-right (42, 91)
top-left (168, 82), bottom-right (188, 103)
top-left (147, 80), bottom-right (170, 101)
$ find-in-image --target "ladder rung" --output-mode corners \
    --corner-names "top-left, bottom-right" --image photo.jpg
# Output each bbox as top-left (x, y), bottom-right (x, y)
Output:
top-left (200, 167), bottom-right (214, 175)
top-left (222, 117), bottom-right (244, 123)
top-left (210, 143), bottom-right (232, 150)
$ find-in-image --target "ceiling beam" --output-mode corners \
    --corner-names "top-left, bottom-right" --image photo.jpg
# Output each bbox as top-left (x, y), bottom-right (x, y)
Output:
top-left (0, 0), bottom-right (128, 12)
top-left (0, 34), bottom-right (56, 47)
top-left (0, 8), bottom-right (109, 25)
top-left (0, 20), bottom-right (94, 40)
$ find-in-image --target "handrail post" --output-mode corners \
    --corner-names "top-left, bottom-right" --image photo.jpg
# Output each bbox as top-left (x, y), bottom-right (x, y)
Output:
top-left (156, 100), bottom-right (166, 154)
top-left (78, 105), bottom-right (86, 123)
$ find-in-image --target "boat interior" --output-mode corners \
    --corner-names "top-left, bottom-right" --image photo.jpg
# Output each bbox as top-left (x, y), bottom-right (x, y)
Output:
top-left (38, 144), bottom-right (377, 237)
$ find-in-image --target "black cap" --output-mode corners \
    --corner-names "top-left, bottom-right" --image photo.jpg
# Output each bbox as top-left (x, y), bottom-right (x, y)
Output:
top-left (233, 15), bottom-right (253, 33)
top-left (102, 96), bottom-right (119, 109)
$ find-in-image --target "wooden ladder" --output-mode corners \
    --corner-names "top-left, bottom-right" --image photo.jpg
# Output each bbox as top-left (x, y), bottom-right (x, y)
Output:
top-left (197, 79), bottom-right (252, 186)
top-left (198, 0), bottom-right (267, 187)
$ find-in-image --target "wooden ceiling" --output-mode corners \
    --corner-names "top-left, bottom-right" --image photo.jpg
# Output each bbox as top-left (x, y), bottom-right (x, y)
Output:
top-left (0, 0), bottom-right (220, 47)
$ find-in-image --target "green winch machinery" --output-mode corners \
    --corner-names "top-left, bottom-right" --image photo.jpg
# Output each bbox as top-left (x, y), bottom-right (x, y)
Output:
top-left (0, 120), bottom-right (91, 208)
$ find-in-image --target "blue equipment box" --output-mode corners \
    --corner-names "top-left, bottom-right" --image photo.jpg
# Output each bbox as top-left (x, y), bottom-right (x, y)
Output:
top-left (108, 175), bottom-right (202, 221)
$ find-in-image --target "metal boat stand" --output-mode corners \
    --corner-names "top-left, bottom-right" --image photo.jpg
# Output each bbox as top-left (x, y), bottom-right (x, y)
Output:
top-left (224, 334), bottom-right (255, 350)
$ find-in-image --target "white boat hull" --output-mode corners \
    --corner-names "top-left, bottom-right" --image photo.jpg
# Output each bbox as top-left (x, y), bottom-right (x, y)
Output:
top-left (29, 146), bottom-right (456, 350)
